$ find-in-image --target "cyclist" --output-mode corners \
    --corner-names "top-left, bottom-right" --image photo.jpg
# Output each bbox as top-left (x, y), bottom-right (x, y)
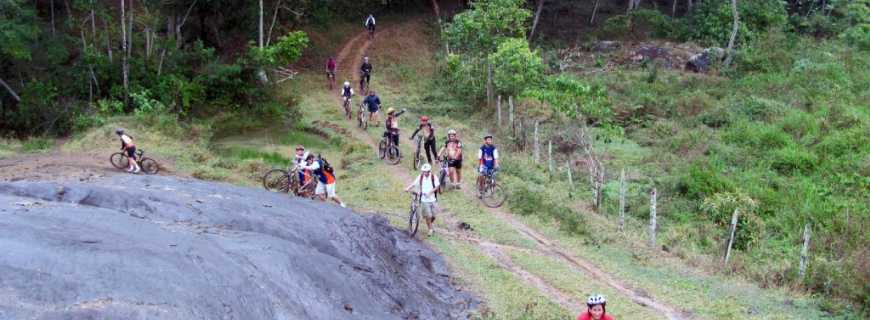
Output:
top-left (325, 57), bottom-right (337, 88)
top-left (298, 154), bottom-right (346, 208)
top-left (293, 145), bottom-right (309, 187)
top-left (404, 163), bottom-right (440, 236)
top-left (477, 134), bottom-right (499, 194)
top-left (364, 14), bottom-right (376, 37)
top-left (438, 129), bottom-right (463, 188)
top-left (410, 116), bottom-right (437, 164)
top-left (360, 56), bottom-right (372, 91)
top-left (385, 107), bottom-right (406, 148)
top-left (363, 90), bottom-right (381, 125)
top-left (577, 295), bottom-right (614, 320)
top-left (115, 128), bottom-right (140, 173)
top-left (340, 81), bottom-right (354, 107)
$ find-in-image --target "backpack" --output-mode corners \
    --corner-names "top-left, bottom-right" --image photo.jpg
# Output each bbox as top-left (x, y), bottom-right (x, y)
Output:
top-left (418, 174), bottom-right (440, 199)
top-left (319, 157), bottom-right (334, 174)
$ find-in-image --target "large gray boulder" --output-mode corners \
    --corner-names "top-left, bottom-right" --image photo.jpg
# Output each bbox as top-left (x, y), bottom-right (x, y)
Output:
top-left (0, 175), bottom-right (476, 320)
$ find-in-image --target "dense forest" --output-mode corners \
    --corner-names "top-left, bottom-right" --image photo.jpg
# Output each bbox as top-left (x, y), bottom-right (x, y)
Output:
top-left (2, 0), bottom-right (868, 315)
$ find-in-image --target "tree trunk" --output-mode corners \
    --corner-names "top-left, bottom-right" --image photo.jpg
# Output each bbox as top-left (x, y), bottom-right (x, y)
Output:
top-left (496, 95), bottom-right (502, 126)
top-left (259, 0), bottom-right (264, 49)
top-left (157, 48), bottom-right (166, 76)
top-left (90, 2), bottom-right (97, 39)
top-left (687, 0), bottom-right (693, 11)
top-left (508, 95), bottom-right (515, 136)
top-left (50, 0), bottom-right (56, 36)
top-left (104, 18), bottom-right (113, 62)
top-left (672, 0), bottom-right (678, 16)
top-left (121, 0), bottom-right (129, 107)
top-left (590, 0), bottom-right (601, 24)
top-left (128, 0), bottom-right (134, 57)
top-left (486, 63), bottom-right (493, 107)
top-left (176, 0), bottom-right (198, 50)
top-left (266, 0), bottom-right (282, 47)
top-left (723, 0), bottom-right (739, 68)
top-left (0, 78), bottom-right (21, 102)
top-left (533, 120), bottom-right (540, 164)
top-left (528, 0), bottom-right (545, 41)
top-left (649, 188), bottom-right (657, 248)
top-left (430, 0), bottom-right (441, 22)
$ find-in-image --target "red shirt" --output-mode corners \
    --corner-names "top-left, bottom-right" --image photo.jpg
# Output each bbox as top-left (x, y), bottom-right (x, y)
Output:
top-left (577, 312), bottom-right (614, 320)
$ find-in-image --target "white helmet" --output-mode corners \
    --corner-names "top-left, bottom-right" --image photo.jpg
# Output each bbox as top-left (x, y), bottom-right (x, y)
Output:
top-left (421, 164), bottom-right (432, 172)
top-left (587, 294), bottom-right (606, 306)
top-left (344, 81), bottom-right (350, 86)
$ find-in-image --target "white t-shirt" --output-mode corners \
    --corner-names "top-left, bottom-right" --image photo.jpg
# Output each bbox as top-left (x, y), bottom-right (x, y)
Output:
top-left (407, 173), bottom-right (439, 203)
top-left (294, 151), bottom-right (309, 166)
top-left (121, 134), bottom-right (134, 146)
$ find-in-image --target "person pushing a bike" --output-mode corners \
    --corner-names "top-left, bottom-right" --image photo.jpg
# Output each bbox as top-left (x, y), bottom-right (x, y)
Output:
top-left (298, 154), bottom-right (347, 208)
top-left (385, 107), bottom-right (406, 148)
top-left (360, 56), bottom-right (373, 92)
top-left (115, 128), bottom-right (140, 173)
top-left (293, 145), bottom-right (310, 187)
top-left (404, 163), bottom-right (440, 236)
top-left (439, 129), bottom-right (463, 188)
top-left (410, 116), bottom-right (437, 165)
top-left (477, 134), bottom-right (499, 193)
top-left (363, 90), bottom-right (381, 125)
top-left (325, 57), bottom-right (337, 89)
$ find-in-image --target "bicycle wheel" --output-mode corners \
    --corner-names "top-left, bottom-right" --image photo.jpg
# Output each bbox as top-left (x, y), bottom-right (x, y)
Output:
top-left (378, 139), bottom-right (387, 159)
top-left (139, 157), bottom-right (160, 175)
top-left (263, 169), bottom-right (291, 193)
top-left (110, 152), bottom-right (128, 170)
top-left (408, 203), bottom-right (420, 237)
top-left (481, 183), bottom-right (506, 208)
top-left (439, 169), bottom-right (449, 192)
top-left (344, 101), bottom-right (352, 120)
top-left (386, 146), bottom-right (401, 165)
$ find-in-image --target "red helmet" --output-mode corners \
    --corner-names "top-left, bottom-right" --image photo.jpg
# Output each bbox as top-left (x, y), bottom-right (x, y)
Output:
top-left (420, 116), bottom-right (429, 122)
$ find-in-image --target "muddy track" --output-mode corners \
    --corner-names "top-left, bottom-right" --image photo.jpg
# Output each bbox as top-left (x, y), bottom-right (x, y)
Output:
top-left (328, 24), bottom-right (691, 320)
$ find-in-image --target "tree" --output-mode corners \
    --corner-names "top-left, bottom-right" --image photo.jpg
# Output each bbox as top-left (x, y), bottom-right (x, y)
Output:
top-left (0, 0), bottom-right (40, 102)
top-left (724, 0), bottom-right (740, 68)
top-left (489, 38), bottom-right (544, 97)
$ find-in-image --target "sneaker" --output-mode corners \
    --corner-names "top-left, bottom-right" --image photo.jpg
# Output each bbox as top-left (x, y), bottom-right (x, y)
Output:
top-left (340, 202), bottom-right (347, 208)
top-left (428, 228), bottom-right (434, 236)
top-left (133, 167), bottom-right (141, 173)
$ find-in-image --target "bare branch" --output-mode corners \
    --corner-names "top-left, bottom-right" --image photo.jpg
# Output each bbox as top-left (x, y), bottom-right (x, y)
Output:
top-left (0, 78), bottom-right (21, 102)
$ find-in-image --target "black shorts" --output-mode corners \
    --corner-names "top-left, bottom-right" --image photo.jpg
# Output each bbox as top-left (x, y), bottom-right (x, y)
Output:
top-left (447, 158), bottom-right (462, 168)
top-left (126, 146), bottom-right (137, 159)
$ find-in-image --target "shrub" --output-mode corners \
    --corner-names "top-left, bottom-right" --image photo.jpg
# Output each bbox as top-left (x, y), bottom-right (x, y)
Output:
top-left (683, 0), bottom-right (788, 47)
top-left (598, 10), bottom-right (680, 40)
top-left (676, 162), bottom-right (734, 200)
top-left (769, 144), bottom-right (818, 174)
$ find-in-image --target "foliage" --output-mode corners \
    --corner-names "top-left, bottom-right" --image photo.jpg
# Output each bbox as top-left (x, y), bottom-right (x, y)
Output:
top-left (0, 0), bottom-right (39, 61)
top-left (489, 38), bottom-right (544, 96)
top-left (248, 31), bottom-right (310, 67)
top-left (522, 74), bottom-right (610, 122)
top-left (839, 0), bottom-right (870, 50)
top-left (683, 0), bottom-right (788, 47)
top-left (598, 9), bottom-right (681, 40)
top-left (444, 0), bottom-right (531, 56)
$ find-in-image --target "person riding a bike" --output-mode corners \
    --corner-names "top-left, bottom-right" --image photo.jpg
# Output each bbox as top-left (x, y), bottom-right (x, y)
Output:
top-left (360, 56), bottom-right (373, 91)
top-left (385, 107), bottom-right (406, 148)
top-left (404, 163), bottom-right (440, 236)
top-left (410, 116), bottom-right (437, 164)
top-left (365, 14), bottom-right (376, 36)
top-left (477, 134), bottom-right (499, 192)
top-left (326, 57), bottom-right (337, 86)
top-left (340, 81), bottom-right (354, 103)
top-left (115, 128), bottom-right (140, 173)
top-left (438, 129), bottom-right (463, 188)
top-left (298, 154), bottom-right (347, 208)
top-left (363, 90), bottom-right (381, 125)
top-left (293, 145), bottom-right (310, 187)
top-left (577, 294), bottom-right (614, 320)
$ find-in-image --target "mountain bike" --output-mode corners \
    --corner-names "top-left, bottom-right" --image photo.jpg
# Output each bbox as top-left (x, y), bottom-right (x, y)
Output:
top-left (477, 168), bottom-right (506, 208)
top-left (438, 156), bottom-right (450, 192)
top-left (326, 70), bottom-right (336, 90)
top-left (359, 72), bottom-right (371, 95)
top-left (378, 132), bottom-right (401, 165)
top-left (110, 149), bottom-right (159, 174)
top-left (262, 166), bottom-right (317, 198)
top-left (407, 192), bottom-right (421, 237)
top-left (342, 96), bottom-right (353, 120)
top-left (358, 102), bottom-right (369, 129)
top-left (411, 135), bottom-right (424, 170)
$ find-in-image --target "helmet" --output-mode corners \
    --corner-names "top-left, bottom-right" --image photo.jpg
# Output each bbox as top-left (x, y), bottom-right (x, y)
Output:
top-left (364, 56), bottom-right (369, 61)
top-left (483, 133), bottom-right (493, 139)
top-left (421, 164), bottom-right (432, 172)
top-left (420, 116), bottom-right (429, 122)
top-left (387, 107), bottom-right (395, 114)
top-left (586, 294), bottom-right (606, 306)
top-left (295, 145), bottom-right (305, 151)
top-left (115, 128), bottom-right (125, 135)
top-left (344, 81), bottom-right (350, 86)
top-left (447, 129), bottom-right (457, 135)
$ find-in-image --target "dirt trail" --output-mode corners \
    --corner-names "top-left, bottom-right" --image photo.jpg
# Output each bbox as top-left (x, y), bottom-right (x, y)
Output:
top-left (328, 25), bottom-right (691, 319)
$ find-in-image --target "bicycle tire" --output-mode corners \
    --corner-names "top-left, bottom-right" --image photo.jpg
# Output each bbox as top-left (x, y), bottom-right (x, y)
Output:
top-left (386, 146), bottom-right (401, 165)
top-left (481, 183), bottom-right (506, 208)
top-left (139, 157), bottom-right (160, 175)
top-left (408, 203), bottom-right (420, 237)
top-left (263, 169), bottom-right (291, 193)
top-left (439, 169), bottom-right (449, 192)
top-left (110, 152), bottom-right (128, 170)
top-left (378, 139), bottom-right (387, 159)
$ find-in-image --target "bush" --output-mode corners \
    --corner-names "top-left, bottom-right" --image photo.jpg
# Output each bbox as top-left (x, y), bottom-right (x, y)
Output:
top-left (598, 10), bottom-right (680, 40)
top-left (682, 0), bottom-right (788, 47)
top-left (509, 183), bottom-right (588, 235)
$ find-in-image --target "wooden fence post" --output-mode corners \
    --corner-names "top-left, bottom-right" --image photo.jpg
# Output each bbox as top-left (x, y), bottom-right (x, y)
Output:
top-left (508, 96), bottom-right (515, 136)
top-left (649, 187), bottom-right (657, 249)
top-left (497, 95), bottom-right (502, 126)
top-left (548, 140), bottom-right (554, 174)
top-left (799, 223), bottom-right (811, 280)
top-left (724, 208), bottom-right (740, 264)
top-left (533, 120), bottom-right (540, 164)
top-left (618, 168), bottom-right (626, 232)
top-left (566, 161), bottom-right (573, 186)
